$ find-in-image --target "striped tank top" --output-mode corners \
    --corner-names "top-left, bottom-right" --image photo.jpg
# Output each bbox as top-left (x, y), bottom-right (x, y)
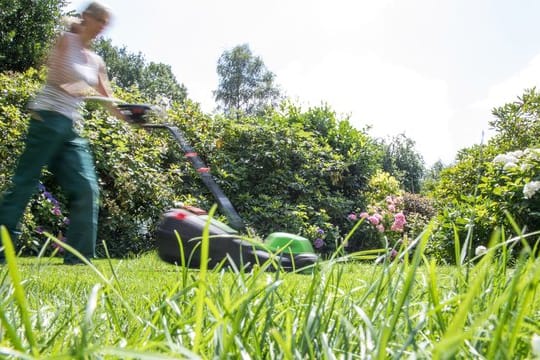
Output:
top-left (28, 32), bottom-right (103, 122)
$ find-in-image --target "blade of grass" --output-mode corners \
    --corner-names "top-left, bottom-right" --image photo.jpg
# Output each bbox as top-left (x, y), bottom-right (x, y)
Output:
top-left (193, 204), bottom-right (216, 354)
top-left (1, 225), bottom-right (38, 356)
top-left (375, 231), bottom-right (428, 360)
top-left (432, 238), bottom-right (495, 359)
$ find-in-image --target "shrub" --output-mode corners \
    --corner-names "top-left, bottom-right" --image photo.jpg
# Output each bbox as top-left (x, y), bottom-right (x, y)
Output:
top-left (1, 70), bottom-right (384, 258)
top-left (430, 148), bottom-right (540, 263)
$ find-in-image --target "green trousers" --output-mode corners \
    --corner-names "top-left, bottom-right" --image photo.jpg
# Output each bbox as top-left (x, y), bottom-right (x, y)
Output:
top-left (0, 111), bottom-right (99, 262)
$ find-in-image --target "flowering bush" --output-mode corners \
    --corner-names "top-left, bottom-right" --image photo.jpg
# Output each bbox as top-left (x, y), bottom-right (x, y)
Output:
top-left (301, 214), bottom-right (341, 254)
top-left (346, 195), bottom-right (407, 251)
top-left (489, 148), bottom-right (540, 232)
top-left (29, 182), bottom-right (68, 253)
top-left (431, 147), bottom-right (540, 263)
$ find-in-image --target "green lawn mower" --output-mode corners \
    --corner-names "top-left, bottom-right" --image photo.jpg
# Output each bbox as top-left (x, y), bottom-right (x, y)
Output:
top-left (114, 102), bottom-right (319, 272)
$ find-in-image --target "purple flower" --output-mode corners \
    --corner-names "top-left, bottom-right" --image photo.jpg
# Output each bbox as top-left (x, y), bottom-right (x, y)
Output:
top-left (51, 241), bottom-right (65, 252)
top-left (317, 228), bottom-right (325, 234)
top-left (63, 217), bottom-right (70, 225)
top-left (35, 226), bottom-right (44, 234)
top-left (38, 183), bottom-right (46, 192)
top-left (313, 238), bottom-right (325, 249)
top-left (52, 206), bottom-right (62, 216)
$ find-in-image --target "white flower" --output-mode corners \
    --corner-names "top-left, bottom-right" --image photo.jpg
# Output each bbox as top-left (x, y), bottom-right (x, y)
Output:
top-left (525, 148), bottom-right (540, 161)
top-left (523, 181), bottom-right (540, 199)
top-left (475, 245), bottom-right (487, 256)
top-left (521, 163), bottom-right (533, 172)
top-left (532, 334), bottom-right (540, 358)
top-left (503, 162), bottom-right (518, 171)
top-left (493, 154), bottom-right (514, 165)
top-left (508, 150), bottom-right (524, 159)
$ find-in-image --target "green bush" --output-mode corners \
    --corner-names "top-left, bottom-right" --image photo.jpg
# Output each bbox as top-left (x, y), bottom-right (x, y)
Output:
top-left (0, 70), bottom-right (386, 257)
top-left (0, 71), bottom-right (188, 256)
top-left (198, 105), bottom-right (380, 253)
top-left (430, 148), bottom-right (540, 262)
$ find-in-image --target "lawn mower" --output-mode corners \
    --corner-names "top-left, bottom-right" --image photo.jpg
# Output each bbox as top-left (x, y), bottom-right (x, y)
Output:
top-left (107, 101), bottom-right (319, 272)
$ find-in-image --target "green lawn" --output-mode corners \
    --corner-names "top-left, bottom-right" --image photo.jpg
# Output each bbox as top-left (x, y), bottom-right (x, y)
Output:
top-left (1, 236), bottom-right (539, 359)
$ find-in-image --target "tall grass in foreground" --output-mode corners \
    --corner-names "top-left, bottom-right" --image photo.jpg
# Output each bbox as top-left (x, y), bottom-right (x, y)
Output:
top-left (1, 224), bottom-right (540, 359)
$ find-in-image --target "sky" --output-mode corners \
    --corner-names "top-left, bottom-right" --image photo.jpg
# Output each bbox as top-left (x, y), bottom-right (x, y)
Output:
top-left (67, 0), bottom-right (540, 166)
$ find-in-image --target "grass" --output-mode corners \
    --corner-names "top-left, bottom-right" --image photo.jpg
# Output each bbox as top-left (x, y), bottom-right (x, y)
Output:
top-left (1, 226), bottom-right (540, 359)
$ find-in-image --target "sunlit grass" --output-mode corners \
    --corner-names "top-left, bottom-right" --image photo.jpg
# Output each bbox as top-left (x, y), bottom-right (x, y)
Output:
top-left (1, 225), bottom-right (539, 359)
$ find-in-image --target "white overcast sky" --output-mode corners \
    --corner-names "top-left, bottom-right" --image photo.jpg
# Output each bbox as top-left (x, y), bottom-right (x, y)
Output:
top-left (68, 0), bottom-right (540, 165)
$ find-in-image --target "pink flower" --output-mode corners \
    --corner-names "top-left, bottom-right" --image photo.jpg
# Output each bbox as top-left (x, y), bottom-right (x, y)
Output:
top-left (394, 212), bottom-right (406, 222)
top-left (347, 213), bottom-right (357, 221)
top-left (368, 216), bottom-right (380, 225)
top-left (388, 204), bottom-right (396, 212)
top-left (376, 224), bottom-right (385, 232)
top-left (359, 212), bottom-right (369, 219)
top-left (391, 212), bottom-right (406, 232)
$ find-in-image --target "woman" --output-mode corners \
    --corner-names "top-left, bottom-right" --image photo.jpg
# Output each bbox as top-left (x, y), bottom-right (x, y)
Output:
top-left (0, 1), bottom-right (123, 265)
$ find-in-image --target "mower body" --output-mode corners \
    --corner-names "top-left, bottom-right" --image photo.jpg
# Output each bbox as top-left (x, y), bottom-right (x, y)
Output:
top-left (156, 208), bottom-right (318, 271)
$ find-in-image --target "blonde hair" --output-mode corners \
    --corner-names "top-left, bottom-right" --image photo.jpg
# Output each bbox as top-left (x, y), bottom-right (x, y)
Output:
top-left (61, 16), bottom-right (81, 32)
top-left (82, 1), bottom-right (111, 20)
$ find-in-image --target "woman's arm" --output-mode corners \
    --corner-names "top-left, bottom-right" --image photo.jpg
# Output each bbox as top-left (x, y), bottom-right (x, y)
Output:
top-left (94, 59), bottom-right (128, 120)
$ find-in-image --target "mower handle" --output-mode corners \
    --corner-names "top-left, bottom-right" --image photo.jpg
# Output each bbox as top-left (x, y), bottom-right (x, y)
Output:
top-left (142, 123), bottom-right (246, 232)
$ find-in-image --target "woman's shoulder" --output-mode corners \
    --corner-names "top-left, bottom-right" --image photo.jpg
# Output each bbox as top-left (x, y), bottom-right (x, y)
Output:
top-left (54, 31), bottom-right (79, 51)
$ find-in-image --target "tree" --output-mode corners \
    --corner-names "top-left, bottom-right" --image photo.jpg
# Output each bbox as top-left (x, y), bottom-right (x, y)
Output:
top-left (421, 160), bottom-right (446, 194)
top-left (381, 134), bottom-right (425, 193)
top-left (214, 44), bottom-right (281, 116)
top-left (0, 0), bottom-right (66, 72)
top-left (489, 87), bottom-right (540, 152)
top-left (94, 38), bottom-right (187, 103)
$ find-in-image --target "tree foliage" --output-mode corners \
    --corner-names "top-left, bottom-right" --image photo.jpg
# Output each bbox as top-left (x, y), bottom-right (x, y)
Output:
top-left (429, 89), bottom-right (540, 262)
top-left (1, 70), bottom-right (382, 256)
top-left (0, 0), bottom-right (66, 72)
top-left (489, 87), bottom-right (540, 152)
top-left (214, 44), bottom-right (281, 116)
top-left (94, 38), bottom-right (188, 103)
top-left (381, 134), bottom-right (425, 193)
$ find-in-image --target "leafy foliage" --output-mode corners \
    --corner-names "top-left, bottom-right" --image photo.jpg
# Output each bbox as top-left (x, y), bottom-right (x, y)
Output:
top-left (490, 88), bottom-right (540, 152)
top-left (381, 133), bottom-right (425, 193)
top-left (214, 44), bottom-right (281, 116)
top-left (343, 172), bottom-right (435, 253)
top-left (204, 104), bottom-right (380, 253)
top-left (0, 71), bottom-right (191, 256)
top-left (94, 38), bottom-right (188, 103)
top-left (429, 89), bottom-right (540, 262)
top-left (0, 0), bottom-right (66, 72)
top-left (0, 70), bottom-right (384, 257)
top-left (421, 160), bottom-right (445, 194)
